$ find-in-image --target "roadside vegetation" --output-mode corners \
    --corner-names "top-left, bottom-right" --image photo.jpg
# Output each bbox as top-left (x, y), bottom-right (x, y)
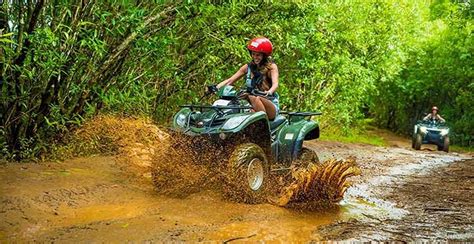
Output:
top-left (320, 119), bottom-right (387, 147)
top-left (1, 0), bottom-right (472, 160)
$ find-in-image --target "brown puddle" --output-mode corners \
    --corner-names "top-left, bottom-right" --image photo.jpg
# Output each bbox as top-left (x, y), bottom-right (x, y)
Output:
top-left (0, 155), bottom-right (352, 242)
top-left (2, 152), bottom-right (471, 242)
top-left (54, 201), bottom-right (152, 228)
top-left (205, 209), bottom-right (341, 242)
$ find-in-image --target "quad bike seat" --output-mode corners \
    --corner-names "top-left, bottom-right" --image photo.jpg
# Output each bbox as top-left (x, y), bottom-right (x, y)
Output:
top-left (270, 115), bottom-right (287, 130)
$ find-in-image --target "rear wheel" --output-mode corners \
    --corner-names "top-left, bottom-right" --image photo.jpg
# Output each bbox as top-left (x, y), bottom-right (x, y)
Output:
top-left (292, 147), bottom-right (320, 169)
top-left (289, 147), bottom-right (321, 181)
top-left (443, 136), bottom-right (449, 152)
top-left (224, 143), bottom-right (269, 203)
top-left (299, 147), bottom-right (320, 163)
top-left (414, 133), bottom-right (422, 150)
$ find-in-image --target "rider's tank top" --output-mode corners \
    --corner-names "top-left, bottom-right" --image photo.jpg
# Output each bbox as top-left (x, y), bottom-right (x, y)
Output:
top-left (246, 61), bottom-right (273, 91)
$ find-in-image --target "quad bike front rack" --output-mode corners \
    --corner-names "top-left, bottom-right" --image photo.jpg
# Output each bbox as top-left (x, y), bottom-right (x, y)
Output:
top-left (180, 105), bottom-right (253, 132)
top-left (180, 105), bottom-right (252, 113)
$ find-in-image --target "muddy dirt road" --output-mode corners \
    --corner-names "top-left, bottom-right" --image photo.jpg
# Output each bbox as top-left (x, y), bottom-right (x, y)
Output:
top-left (1, 139), bottom-right (472, 242)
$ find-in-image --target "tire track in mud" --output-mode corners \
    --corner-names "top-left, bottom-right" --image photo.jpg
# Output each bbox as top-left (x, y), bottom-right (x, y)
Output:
top-left (306, 141), bottom-right (473, 241)
top-left (343, 149), bottom-right (468, 218)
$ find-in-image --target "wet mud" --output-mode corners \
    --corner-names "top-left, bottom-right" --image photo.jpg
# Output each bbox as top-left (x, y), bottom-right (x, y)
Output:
top-left (309, 140), bottom-right (473, 241)
top-left (1, 133), bottom-right (472, 241)
top-left (0, 157), bottom-right (343, 242)
top-left (317, 158), bottom-right (473, 241)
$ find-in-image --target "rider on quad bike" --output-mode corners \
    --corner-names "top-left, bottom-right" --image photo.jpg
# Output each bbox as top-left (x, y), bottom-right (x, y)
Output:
top-left (413, 106), bottom-right (450, 152)
top-left (152, 37), bottom-right (360, 205)
top-left (208, 37), bottom-right (279, 120)
top-left (423, 106), bottom-right (446, 123)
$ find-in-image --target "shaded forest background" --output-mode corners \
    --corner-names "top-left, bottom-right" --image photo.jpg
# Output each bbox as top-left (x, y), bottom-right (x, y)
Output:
top-left (1, 0), bottom-right (472, 159)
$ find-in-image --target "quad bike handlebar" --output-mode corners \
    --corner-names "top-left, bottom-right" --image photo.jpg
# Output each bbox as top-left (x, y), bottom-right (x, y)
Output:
top-left (180, 104), bottom-right (252, 111)
top-left (418, 119), bottom-right (446, 126)
top-left (206, 84), bottom-right (218, 95)
top-left (204, 84), bottom-right (275, 99)
top-left (243, 87), bottom-right (276, 99)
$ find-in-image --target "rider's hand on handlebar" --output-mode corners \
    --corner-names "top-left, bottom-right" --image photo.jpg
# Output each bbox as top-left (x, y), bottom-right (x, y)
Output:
top-left (206, 84), bottom-right (218, 94)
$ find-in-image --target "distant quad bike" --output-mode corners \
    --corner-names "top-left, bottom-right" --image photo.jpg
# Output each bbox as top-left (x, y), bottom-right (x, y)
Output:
top-left (412, 120), bottom-right (450, 152)
top-left (152, 85), bottom-right (322, 203)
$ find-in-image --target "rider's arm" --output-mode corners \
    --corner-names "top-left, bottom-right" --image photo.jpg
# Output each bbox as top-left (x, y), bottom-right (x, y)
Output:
top-left (267, 63), bottom-right (279, 95)
top-left (423, 114), bottom-right (431, 121)
top-left (216, 64), bottom-right (248, 89)
top-left (437, 115), bottom-right (446, 123)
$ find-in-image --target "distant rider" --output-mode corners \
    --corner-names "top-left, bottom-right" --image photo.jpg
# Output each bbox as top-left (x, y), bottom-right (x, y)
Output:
top-left (423, 106), bottom-right (446, 123)
top-left (207, 37), bottom-right (280, 120)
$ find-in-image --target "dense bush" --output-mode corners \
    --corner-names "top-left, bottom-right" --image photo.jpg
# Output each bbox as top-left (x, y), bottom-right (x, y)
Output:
top-left (1, 0), bottom-right (472, 159)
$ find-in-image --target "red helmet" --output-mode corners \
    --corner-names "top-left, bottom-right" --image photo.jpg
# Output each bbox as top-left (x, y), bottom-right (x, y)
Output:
top-left (247, 37), bottom-right (273, 56)
top-left (432, 106), bottom-right (439, 111)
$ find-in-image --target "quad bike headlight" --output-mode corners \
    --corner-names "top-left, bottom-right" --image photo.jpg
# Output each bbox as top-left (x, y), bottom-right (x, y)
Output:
top-left (440, 128), bottom-right (449, 136)
top-left (419, 126), bottom-right (428, 134)
top-left (222, 116), bottom-right (247, 130)
top-left (176, 113), bottom-right (188, 127)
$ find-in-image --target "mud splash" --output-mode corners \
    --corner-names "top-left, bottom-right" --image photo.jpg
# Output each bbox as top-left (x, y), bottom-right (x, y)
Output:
top-left (150, 134), bottom-right (225, 197)
top-left (275, 159), bottom-right (360, 209)
top-left (70, 116), bottom-right (361, 209)
top-left (151, 133), bottom-right (360, 209)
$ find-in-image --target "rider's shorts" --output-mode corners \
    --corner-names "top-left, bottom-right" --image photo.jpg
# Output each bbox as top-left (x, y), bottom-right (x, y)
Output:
top-left (268, 92), bottom-right (280, 115)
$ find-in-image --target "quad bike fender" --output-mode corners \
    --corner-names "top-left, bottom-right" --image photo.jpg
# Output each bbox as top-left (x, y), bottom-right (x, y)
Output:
top-left (293, 120), bottom-right (319, 160)
top-left (219, 111), bottom-right (273, 161)
top-left (296, 120), bottom-right (320, 141)
top-left (276, 119), bottom-right (319, 162)
top-left (172, 109), bottom-right (268, 135)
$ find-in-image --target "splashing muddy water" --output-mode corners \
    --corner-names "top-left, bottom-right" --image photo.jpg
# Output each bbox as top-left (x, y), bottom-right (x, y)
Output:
top-left (274, 159), bottom-right (360, 208)
top-left (150, 134), bottom-right (360, 208)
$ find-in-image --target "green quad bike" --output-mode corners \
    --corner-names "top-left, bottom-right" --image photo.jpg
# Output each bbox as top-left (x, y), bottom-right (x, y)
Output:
top-left (412, 119), bottom-right (450, 152)
top-left (152, 85), bottom-right (322, 203)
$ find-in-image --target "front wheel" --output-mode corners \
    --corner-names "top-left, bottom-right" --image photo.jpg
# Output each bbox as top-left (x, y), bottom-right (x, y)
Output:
top-left (224, 143), bottom-right (269, 203)
top-left (414, 133), bottom-right (422, 150)
top-left (443, 136), bottom-right (449, 152)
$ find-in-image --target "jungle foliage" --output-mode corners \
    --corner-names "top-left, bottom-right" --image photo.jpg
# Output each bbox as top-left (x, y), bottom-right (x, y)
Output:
top-left (1, 0), bottom-right (472, 159)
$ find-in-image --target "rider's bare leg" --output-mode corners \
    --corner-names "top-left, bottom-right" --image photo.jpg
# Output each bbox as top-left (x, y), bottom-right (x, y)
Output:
top-left (259, 97), bottom-right (277, 120)
top-left (249, 96), bottom-right (276, 120)
top-left (249, 95), bottom-right (265, 114)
